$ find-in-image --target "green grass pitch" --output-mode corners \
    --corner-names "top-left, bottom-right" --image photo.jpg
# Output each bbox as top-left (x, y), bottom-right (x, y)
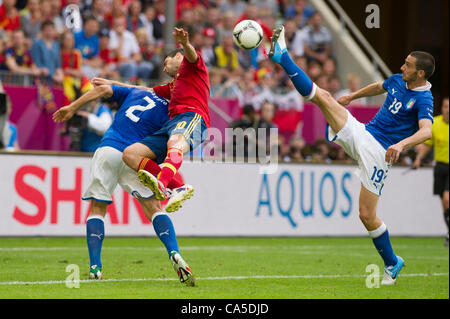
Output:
top-left (0, 237), bottom-right (448, 299)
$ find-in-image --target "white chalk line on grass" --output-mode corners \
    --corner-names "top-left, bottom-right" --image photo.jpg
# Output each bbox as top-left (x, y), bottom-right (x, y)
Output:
top-left (0, 273), bottom-right (448, 286)
top-left (1, 246), bottom-right (447, 261)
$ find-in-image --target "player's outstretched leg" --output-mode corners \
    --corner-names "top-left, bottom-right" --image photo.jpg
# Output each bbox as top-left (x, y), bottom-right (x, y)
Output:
top-left (86, 204), bottom-right (106, 280)
top-left (269, 25), bottom-right (348, 134)
top-left (151, 212), bottom-right (195, 286)
top-left (359, 186), bottom-right (404, 285)
top-left (140, 197), bottom-right (195, 286)
top-left (269, 25), bottom-right (316, 99)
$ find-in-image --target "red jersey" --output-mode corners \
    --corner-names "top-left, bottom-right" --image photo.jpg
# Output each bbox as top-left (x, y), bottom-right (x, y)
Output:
top-left (0, 5), bottom-right (20, 31)
top-left (61, 49), bottom-right (82, 70)
top-left (153, 51), bottom-right (210, 127)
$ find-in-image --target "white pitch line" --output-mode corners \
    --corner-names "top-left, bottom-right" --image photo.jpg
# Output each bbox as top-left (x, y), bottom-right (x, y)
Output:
top-left (1, 246), bottom-right (448, 261)
top-left (0, 273), bottom-right (448, 286)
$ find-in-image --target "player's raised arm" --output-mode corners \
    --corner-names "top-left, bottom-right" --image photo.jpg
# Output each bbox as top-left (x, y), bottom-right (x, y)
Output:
top-left (91, 77), bottom-right (151, 92)
top-left (173, 27), bottom-right (198, 63)
top-left (338, 82), bottom-right (385, 106)
top-left (52, 85), bottom-right (113, 123)
top-left (385, 118), bottom-right (433, 164)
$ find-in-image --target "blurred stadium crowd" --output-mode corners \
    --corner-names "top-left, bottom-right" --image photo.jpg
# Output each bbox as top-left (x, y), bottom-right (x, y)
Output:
top-left (0, 0), bottom-right (426, 165)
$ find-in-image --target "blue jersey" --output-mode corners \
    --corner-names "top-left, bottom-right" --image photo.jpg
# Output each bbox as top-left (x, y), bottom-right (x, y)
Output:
top-left (365, 73), bottom-right (434, 150)
top-left (100, 85), bottom-right (169, 152)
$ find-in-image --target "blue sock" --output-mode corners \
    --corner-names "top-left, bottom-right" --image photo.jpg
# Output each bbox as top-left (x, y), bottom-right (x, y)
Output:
top-left (152, 213), bottom-right (180, 257)
top-left (86, 215), bottom-right (105, 269)
top-left (369, 223), bottom-right (398, 267)
top-left (280, 52), bottom-right (315, 98)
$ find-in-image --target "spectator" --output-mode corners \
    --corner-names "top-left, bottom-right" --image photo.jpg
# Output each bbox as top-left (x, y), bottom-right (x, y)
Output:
top-left (4, 28), bottom-right (45, 79)
top-left (0, 88), bottom-right (19, 151)
top-left (322, 58), bottom-right (337, 77)
top-left (214, 36), bottom-right (239, 73)
top-left (303, 12), bottom-right (332, 64)
top-left (219, 0), bottom-right (246, 17)
top-left (230, 104), bottom-right (259, 131)
top-left (287, 136), bottom-right (306, 162)
top-left (284, 18), bottom-right (307, 58)
top-left (176, 0), bottom-right (205, 21)
top-left (307, 60), bottom-right (322, 81)
top-left (191, 4), bottom-right (207, 27)
top-left (210, 68), bottom-right (244, 102)
top-left (20, 0), bottom-right (42, 41)
top-left (30, 20), bottom-right (64, 84)
top-left (328, 75), bottom-right (341, 99)
top-left (41, 0), bottom-right (64, 34)
top-left (60, 30), bottom-right (92, 103)
top-left (152, 0), bottom-right (166, 39)
top-left (216, 11), bottom-right (236, 45)
top-left (77, 100), bottom-right (113, 153)
top-left (83, 0), bottom-right (110, 30)
top-left (201, 27), bottom-right (217, 67)
top-left (0, 38), bottom-right (7, 70)
top-left (135, 27), bottom-right (159, 79)
top-left (209, 67), bottom-right (223, 97)
top-left (229, 103), bottom-right (259, 159)
top-left (336, 73), bottom-right (367, 106)
top-left (238, 67), bottom-right (259, 104)
top-left (189, 28), bottom-right (203, 49)
top-left (257, 101), bottom-right (278, 157)
top-left (275, 79), bottom-right (304, 111)
top-left (74, 15), bottom-right (102, 79)
top-left (312, 138), bottom-right (332, 163)
top-left (127, 0), bottom-right (143, 33)
top-left (175, 9), bottom-right (195, 34)
top-left (249, 0), bottom-right (278, 18)
top-left (109, 15), bottom-right (152, 82)
top-left (335, 146), bottom-right (354, 164)
top-left (139, 4), bottom-right (163, 44)
top-left (316, 74), bottom-right (329, 92)
top-left (61, 30), bottom-right (83, 79)
top-left (204, 4), bottom-right (221, 32)
top-left (0, 0), bottom-right (20, 35)
top-left (98, 28), bottom-right (120, 80)
top-left (284, 0), bottom-right (314, 28)
top-left (249, 73), bottom-right (277, 110)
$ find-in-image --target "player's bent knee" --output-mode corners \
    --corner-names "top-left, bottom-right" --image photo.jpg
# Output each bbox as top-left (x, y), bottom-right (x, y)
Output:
top-left (359, 206), bottom-right (376, 225)
top-left (168, 134), bottom-right (189, 153)
top-left (122, 147), bottom-right (140, 170)
top-left (313, 87), bottom-right (332, 104)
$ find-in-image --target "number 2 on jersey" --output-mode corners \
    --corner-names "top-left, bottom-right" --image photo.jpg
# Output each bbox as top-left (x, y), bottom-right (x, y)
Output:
top-left (125, 96), bottom-right (156, 122)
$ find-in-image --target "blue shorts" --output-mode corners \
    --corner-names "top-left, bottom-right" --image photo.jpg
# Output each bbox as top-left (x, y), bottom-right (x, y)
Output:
top-left (140, 112), bottom-right (208, 164)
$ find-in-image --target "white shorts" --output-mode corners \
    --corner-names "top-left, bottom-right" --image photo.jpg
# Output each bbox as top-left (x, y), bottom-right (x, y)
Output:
top-left (327, 111), bottom-right (391, 196)
top-left (82, 146), bottom-right (154, 203)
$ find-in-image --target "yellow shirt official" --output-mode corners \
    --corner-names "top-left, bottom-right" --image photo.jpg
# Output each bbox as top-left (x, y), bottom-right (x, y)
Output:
top-left (425, 115), bottom-right (449, 164)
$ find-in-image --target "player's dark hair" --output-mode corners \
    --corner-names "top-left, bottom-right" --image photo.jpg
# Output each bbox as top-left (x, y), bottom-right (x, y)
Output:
top-left (410, 51), bottom-right (435, 79)
top-left (166, 48), bottom-right (184, 58)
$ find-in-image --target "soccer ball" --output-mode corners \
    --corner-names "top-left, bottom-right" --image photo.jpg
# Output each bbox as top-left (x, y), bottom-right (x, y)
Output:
top-left (232, 20), bottom-right (263, 50)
